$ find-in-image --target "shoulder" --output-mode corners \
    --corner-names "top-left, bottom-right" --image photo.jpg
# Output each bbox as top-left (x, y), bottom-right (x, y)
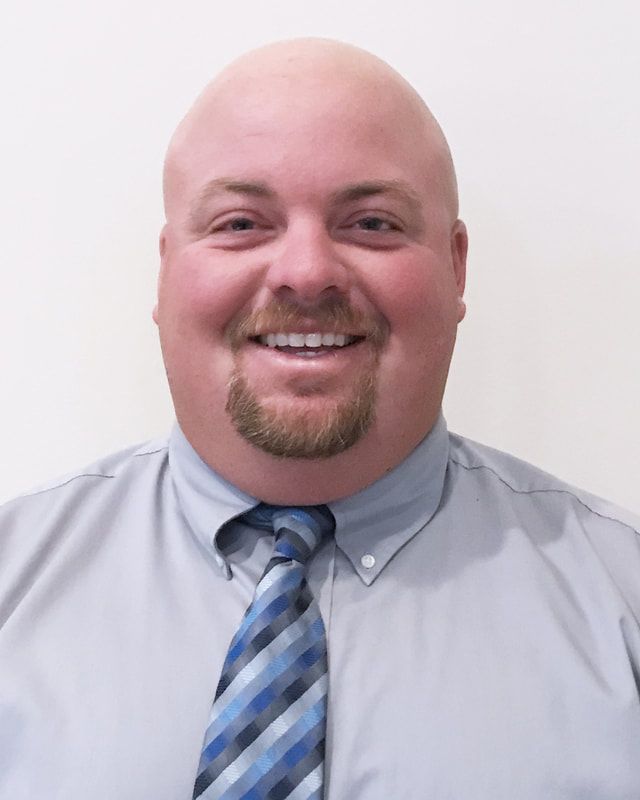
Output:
top-left (447, 431), bottom-right (640, 537)
top-left (0, 436), bottom-right (172, 626)
top-left (0, 436), bottom-right (170, 528)
top-left (447, 432), bottom-right (640, 610)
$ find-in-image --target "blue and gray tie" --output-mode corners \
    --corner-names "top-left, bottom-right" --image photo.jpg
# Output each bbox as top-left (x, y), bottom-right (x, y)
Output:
top-left (193, 504), bottom-right (334, 799)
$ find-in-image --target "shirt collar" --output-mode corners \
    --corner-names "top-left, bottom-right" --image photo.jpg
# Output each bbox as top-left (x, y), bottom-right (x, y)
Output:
top-left (328, 414), bottom-right (449, 585)
top-left (168, 414), bottom-right (449, 586)
top-left (168, 426), bottom-right (257, 578)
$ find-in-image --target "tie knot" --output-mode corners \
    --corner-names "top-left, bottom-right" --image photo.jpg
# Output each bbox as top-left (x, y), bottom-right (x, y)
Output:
top-left (242, 504), bottom-right (334, 565)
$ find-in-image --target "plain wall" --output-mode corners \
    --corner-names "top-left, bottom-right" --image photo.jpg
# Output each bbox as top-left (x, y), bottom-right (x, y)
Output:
top-left (2, 0), bottom-right (638, 510)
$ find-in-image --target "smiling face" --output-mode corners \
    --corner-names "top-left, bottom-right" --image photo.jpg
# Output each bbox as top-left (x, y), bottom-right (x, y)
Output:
top-left (155, 41), bottom-right (467, 503)
top-left (225, 291), bottom-right (388, 459)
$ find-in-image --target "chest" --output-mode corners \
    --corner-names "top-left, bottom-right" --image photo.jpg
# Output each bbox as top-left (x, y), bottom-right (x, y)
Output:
top-left (322, 550), bottom-right (640, 799)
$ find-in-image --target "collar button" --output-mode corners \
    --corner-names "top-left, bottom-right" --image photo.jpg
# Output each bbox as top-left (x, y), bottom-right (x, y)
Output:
top-left (360, 553), bottom-right (376, 570)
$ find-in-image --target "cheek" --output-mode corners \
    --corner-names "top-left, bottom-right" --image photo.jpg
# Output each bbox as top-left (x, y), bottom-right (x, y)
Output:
top-left (160, 248), bottom-right (257, 334)
top-left (367, 252), bottom-right (460, 406)
top-left (373, 254), bottom-right (459, 342)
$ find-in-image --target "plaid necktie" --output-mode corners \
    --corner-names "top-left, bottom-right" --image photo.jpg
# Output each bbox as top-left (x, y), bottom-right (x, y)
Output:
top-left (193, 504), bottom-right (334, 799)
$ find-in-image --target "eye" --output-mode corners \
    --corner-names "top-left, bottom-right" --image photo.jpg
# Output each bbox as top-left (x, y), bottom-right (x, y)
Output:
top-left (220, 217), bottom-right (256, 232)
top-left (204, 212), bottom-right (276, 250)
top-left (207, 214), bottom-right (266, 236)
top-left (356, 216), bottom-right (395, 232)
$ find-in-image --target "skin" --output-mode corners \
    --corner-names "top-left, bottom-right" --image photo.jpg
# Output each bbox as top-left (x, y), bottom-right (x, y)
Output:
top-left (153, 39), bottom-right (467, 505)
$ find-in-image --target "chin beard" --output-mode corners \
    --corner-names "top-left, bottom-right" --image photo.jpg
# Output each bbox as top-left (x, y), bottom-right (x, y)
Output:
top-left (225, 369), bottom-right (377, 459)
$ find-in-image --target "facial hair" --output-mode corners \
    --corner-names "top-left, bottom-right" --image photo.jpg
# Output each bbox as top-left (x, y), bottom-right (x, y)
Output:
top-left (225, 298), bottom-right (387, 459)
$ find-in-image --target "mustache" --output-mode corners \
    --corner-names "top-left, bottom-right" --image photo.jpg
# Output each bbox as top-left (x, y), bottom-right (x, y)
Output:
top-left (227, 297), bottom-right (389, 349)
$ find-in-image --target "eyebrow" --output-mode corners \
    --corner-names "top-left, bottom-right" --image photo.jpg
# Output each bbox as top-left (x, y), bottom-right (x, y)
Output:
top-left (330, 180), bottom-right (423, 212)
top-left (189, 178), bottom-right (275, 229)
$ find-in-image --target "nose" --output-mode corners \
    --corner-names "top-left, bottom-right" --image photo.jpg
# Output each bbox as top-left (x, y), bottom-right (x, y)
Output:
top-left (264, 221), bottom-right (349, 304)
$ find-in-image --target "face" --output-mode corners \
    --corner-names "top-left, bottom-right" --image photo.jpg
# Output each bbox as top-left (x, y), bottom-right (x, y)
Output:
top-left (155, 75), bottom-right (466, 464)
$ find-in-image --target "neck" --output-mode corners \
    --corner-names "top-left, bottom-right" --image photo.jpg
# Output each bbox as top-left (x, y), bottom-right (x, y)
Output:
top-left (178, 411), bottom-right (439, 505)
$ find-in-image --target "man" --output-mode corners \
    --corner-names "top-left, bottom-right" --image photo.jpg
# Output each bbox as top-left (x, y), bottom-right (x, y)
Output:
top-left (1, 38), bottom-right (639, 800)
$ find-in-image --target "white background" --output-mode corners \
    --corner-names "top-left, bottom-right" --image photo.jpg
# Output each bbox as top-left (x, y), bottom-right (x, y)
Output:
top-left (1, 0), bottom-right (638, 510)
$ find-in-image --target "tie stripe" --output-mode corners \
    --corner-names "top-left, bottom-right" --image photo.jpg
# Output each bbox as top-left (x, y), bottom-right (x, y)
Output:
top-left (204, 688), bottom-right (327, 799)
top-left (203, 610), bottom-right (325, 745)
top-left (242, 728), bottom-right (325, 800)
top-left (217, 574), bottom-right (314, 696)
top-left (195, 677), bottom-right (328, 797)
top-left (200, 652), bottom-right (328, 774)
top-left (193, 505), bottom-right (333, 800)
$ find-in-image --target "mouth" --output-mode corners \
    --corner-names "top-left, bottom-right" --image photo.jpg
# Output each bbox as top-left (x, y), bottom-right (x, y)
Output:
top-left (249, 331), bottom-right (366, 358)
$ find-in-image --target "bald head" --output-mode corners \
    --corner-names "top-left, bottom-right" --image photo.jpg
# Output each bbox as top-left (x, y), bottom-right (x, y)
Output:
top-left (155, 37), bottom-right (469, 497)
top-left (163, 38), bottom-right (459, 222)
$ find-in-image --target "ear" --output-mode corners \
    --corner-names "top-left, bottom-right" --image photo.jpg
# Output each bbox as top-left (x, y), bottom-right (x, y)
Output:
top-left (152, 227), bottom-right (168, 326)
top-left (159, 228), bottom-right (167, 258)
top-left (450, 219), bottom-right (468, 322)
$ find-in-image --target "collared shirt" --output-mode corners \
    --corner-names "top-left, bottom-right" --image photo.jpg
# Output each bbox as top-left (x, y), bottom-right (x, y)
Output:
top-left (1, 416), bottom-right (639, 799)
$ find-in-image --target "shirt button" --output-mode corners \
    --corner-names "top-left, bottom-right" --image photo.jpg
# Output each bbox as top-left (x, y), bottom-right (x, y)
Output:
top-left (360, 553), bottom-right (376, 569)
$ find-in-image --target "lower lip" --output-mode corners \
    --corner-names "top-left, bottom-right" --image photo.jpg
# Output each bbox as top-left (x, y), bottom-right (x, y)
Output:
top-left (263, 345), bottom-right (347, 358)
top-left (243, 340), bottom-right (369, 368)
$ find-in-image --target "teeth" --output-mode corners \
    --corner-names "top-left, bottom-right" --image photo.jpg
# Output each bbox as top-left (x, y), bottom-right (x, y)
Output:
top-left (258, 332), bottom-right (356, 348)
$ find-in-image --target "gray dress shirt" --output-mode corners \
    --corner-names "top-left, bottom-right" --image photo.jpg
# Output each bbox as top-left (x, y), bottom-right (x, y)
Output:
top-left (1, 416), bottom-right (640, 799)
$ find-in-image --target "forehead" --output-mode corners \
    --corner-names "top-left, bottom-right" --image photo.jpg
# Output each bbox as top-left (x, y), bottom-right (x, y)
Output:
top-left (169, 75), bottom-right (438, 209)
